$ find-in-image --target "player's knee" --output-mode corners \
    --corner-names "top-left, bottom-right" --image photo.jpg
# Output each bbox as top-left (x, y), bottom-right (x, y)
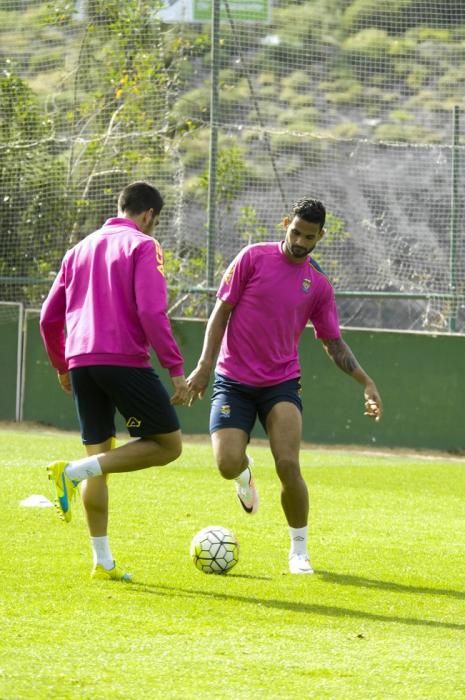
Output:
top-left (216, 454), bottom-right (243, 480)
top-left (162, 439), bottom-right (182, 464)
top-left (275, 457), bottom-right (301, 484)
top-left (146, 433), bottom-right (182, 465)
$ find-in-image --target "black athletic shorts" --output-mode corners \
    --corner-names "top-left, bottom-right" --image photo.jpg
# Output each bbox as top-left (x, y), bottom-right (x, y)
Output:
top-left (70, 365), bottom-right (180, 444)
top-left (209, 372), bottom-right (303, 436)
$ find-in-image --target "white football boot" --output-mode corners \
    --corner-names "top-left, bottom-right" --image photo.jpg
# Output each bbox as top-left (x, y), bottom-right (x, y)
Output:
top-left (235, 455), bottom-right (259, 515)
top-left (289, 553), bottom-right (314, 575)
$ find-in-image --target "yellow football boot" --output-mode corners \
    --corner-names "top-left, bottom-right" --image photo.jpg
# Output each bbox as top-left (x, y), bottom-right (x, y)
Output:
top-left (91, 563), bottom-right (133, 582)
top-left (47, 461), bottom-right (78, 523)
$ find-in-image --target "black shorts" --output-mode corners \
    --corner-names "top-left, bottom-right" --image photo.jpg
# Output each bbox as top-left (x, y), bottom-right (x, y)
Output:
top-left (209, 372), bottom-right (303, 436)
top-left (70, 365), bottom-right (180, 444)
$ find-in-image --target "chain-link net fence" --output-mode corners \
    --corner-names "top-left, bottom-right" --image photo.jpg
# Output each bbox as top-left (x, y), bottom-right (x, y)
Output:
top-left (1, 0), bottom-right (464, 330)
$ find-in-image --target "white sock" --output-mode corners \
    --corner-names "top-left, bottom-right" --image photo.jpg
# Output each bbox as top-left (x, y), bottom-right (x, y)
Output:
top-left (65, 456), bottom-right (102, 483)
top-left (289, 526), bottom-right (308, 557)
top-left (91, 536), bottom-right (114, 570)
top-left (235, 465), bottom-right (251, 489)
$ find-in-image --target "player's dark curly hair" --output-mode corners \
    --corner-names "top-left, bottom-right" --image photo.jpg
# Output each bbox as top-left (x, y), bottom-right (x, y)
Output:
top-left (291, 198), bottom-right (326, 228)
top-left (118, 181), bottom-right (164, 216)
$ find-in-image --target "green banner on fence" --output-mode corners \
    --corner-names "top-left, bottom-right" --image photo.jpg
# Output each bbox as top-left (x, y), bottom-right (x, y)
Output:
top-left (159, 0), bottom-right (270, 23)
top-left (193, 0), bottom-right (269, 21)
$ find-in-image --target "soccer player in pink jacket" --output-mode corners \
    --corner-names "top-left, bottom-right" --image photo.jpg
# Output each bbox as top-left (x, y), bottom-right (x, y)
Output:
top-left (40, 181), bottom-right (189, 581)
top-left (187, 198), bottom-right (382, 574)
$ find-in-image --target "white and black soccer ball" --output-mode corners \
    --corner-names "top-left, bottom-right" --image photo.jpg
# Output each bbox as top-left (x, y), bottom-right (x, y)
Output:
top-left (190, 525), bottom-right (239, 574)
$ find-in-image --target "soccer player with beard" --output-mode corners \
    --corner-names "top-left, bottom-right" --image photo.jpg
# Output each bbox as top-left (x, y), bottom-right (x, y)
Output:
top-left (187, 198), bottom-right (382, 574)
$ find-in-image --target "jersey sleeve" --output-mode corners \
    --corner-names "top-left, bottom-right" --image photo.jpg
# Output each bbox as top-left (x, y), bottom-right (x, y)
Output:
top-left (39, 262), bottom-right (68, 373)
top-left (217, 246), bottom-right (254, 306)
top-left (134, 239), bottom-right (184, 377)
top-left (309, 280), bottom-right (341, 339)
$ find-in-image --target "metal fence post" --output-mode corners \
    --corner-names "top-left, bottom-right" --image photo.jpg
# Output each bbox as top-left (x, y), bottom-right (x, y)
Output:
top-left (206, 0), bottom-right (221, 313)
top-left (449, 105), bottom-right (460, 332)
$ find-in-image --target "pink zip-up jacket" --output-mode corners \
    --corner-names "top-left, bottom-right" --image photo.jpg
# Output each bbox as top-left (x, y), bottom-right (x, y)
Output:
top-left (40, 217), bottom-right (184, 377)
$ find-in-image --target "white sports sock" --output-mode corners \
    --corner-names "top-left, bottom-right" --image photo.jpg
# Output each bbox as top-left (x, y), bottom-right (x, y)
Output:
top-left (65, 456), bottom-right (102, 483)
top-left (235, 465), bottom-right (251, 488)
top-left (289, 526), bottom-right (308, 557)
top-left (90, 536), bottom-right (114, 570)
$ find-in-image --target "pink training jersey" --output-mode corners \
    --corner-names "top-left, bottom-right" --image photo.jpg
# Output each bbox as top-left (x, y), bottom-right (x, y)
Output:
top-left (40, 217), bottom-right (184, 377)
top-left (216, 241), bottom-right (341, 386)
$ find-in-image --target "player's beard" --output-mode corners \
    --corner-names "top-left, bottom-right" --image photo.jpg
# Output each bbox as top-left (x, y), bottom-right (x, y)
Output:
top-left (283, 238), bottom-right (315, 259)
top-left (290, 245), bottom-right (309, 257)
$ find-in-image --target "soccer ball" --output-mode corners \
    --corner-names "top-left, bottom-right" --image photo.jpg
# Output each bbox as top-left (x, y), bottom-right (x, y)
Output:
top-left (190, 525), bottom-right (239, 574)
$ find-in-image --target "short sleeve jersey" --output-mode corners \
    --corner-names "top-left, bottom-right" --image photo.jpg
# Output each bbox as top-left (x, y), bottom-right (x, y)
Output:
top-left (216, 242), bottom-right (341, 386)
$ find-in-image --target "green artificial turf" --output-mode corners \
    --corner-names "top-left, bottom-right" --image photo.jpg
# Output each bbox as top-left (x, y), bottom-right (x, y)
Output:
top-left (1, 428), bottom-right (464, 699)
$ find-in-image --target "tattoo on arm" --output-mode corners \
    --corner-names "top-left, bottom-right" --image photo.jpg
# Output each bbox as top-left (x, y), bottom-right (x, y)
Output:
top-left (323, 338), bottom-right (359, 375)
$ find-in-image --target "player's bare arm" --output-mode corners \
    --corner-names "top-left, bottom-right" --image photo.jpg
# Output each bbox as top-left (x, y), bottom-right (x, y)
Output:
top-left (187, 299), bottom-right (233, 402)
top-left (321, 337), bottom-right (383, 421)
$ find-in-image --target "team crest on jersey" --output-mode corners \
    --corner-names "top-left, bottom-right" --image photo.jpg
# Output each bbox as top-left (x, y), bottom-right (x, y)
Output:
top-left (126, 417), bottom-right (142, 428)
top-left (302, 278), bottom-right (312, 293)
top-left (220, 404), bottom-right (231, 417)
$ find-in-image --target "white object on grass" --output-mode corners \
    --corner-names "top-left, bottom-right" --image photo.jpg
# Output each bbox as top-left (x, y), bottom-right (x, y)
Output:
top-left (19, 494), bottom-right (54, 508)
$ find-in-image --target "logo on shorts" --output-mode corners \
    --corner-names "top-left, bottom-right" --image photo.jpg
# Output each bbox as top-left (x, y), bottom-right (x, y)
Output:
top-left (302, 278), bottom-right (312, 293)
top-left (220, 404), bottom-right (231, 417)
top-left (126, 417), bottom-right (142, 428)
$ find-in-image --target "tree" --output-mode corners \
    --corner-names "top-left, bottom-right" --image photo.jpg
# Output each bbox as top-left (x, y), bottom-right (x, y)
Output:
top-left (0, 69), bottom-right (69, 303)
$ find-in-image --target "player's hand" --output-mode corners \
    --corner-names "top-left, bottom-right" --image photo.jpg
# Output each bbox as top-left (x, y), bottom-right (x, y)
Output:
top-left (170, 375), bottom-right (190, 406)
top-left (57, 371), bottom-right (72, 394)
top-left (364, 380), bottom-right (382, 421)
top-left (186, 365), bottom-right (211, 405)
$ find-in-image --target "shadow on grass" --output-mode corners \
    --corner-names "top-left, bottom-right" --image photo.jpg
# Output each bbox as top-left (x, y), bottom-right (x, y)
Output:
top-left (226, 573), bottom-right (273, 580)
top-left (316, 570), bottom-right (465, 600)
top-left (128, 581), bottom-right (465, 632)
